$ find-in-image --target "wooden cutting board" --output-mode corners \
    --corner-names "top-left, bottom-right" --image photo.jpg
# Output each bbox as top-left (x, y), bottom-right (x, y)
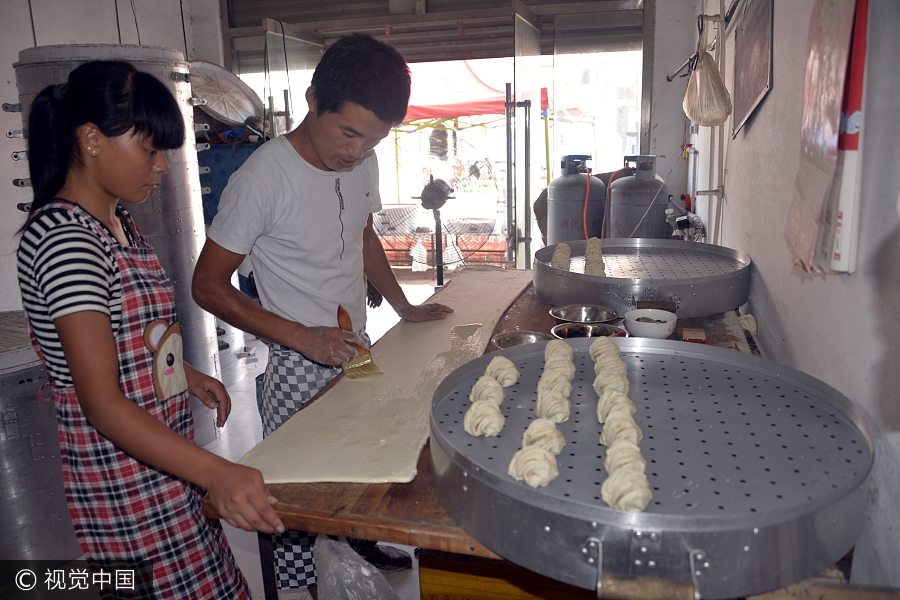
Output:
top-left (239, 267), bottom-right (533, 483)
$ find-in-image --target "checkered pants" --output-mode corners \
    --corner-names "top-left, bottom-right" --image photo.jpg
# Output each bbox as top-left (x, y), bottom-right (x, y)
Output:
top-left (259, 337), bottom-right (369, 589)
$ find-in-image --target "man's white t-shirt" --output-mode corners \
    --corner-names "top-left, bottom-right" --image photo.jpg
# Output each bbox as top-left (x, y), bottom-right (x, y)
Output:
top-left (207, 135), bottom-right (381, 330)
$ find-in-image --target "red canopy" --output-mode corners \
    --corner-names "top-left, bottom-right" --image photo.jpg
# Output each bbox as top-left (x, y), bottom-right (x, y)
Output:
top-left (404, 59), bottom-right (509, 122)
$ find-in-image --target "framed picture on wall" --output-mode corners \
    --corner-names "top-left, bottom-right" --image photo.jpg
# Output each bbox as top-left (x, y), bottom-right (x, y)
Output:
top-left (731, 0), bottom-right (773, 137)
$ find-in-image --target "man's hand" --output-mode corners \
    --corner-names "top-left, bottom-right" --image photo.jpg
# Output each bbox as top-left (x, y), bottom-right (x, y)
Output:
top-left (291, 325), bottom-right (366, 366)
top-left (397, 302), bottom-right (454, 323)
top-left (366, 280), bottom-right (383, 309)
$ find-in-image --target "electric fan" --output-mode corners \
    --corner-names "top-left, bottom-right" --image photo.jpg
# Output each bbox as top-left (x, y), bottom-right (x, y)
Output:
top-left (373, 124), bottom-right (506, 286)
top-left (373, 182), bottom-right (500, 288)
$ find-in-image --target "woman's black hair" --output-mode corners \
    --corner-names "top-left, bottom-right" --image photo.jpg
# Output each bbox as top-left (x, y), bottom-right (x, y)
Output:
top-left (310, 34), bottom-right (411, 124)
top-left (26, 60), bottom-right (185, 217)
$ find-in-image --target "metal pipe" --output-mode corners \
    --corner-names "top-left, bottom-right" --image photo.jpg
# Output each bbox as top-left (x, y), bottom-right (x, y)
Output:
top-left (434, 209), bottom-right (444, 287)
top-left (520, 99), bottom-right (532, 269)
top-left (666, 55), bottom-right (694, 82)
top-left (394, 130), bottom-right (400, 203)
top-left (268, 95), bottom-right (277, 137)
top-left (715, 0), bottom-right (727, 245)
top-left (505, 83), bottom-right (515, 263)
top-left (283, 88), bottom-right (292, 130)
top-left (542, 89), bottom-right (551, 189)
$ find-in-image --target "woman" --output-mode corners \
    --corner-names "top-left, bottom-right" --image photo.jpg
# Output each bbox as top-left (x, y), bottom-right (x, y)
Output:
top-left (17, 60), bottom-right (284, 598)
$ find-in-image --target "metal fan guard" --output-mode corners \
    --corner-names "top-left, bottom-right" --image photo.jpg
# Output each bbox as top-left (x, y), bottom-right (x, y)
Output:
top-left (430, 338), bottom-right (874, 599)
top-left (374, 205), bottom-right (496, 264)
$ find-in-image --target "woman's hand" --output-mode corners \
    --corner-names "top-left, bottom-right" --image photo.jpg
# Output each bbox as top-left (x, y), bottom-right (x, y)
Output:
top-left (185, 363), bottom-right (231, 427)
top-left (206, 461), bottom-right (285, 534)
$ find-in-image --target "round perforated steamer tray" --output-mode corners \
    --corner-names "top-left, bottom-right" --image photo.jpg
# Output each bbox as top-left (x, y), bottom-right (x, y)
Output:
top-left (533, 239), bottom-right (752, 318)
top-left (429, 338), bottom-right (875, 599)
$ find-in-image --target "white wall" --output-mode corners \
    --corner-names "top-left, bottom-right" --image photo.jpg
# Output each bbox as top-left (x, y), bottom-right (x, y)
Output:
top-left (648, 0), bottom-right (696, 207)
top-left (702, 0), bottom-right (900, 587)
top-left (0, 0), bottom-right (222, 311)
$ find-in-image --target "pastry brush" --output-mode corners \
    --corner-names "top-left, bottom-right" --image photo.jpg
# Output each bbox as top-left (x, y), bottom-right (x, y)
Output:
top-left (336, 305), bottom-right (383, 378)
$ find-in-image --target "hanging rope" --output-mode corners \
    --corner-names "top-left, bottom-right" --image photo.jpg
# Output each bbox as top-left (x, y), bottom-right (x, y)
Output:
top-left (129, 0), bottom-right (142, 45)
top-left (582, 170), bottom-right (592, 240)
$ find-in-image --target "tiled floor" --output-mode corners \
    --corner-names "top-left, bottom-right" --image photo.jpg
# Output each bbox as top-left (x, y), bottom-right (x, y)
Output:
top-left (203, 282), bottom-right (437, 599)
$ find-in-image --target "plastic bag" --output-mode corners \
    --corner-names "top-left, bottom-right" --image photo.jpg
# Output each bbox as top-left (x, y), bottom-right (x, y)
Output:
top-left (313, 536), bottom-right (401, 600)
top-left (682, 23), bottom-right (732, 127)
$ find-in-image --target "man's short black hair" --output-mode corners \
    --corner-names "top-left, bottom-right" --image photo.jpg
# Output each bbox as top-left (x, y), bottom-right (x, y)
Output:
top-left (310, 34), bottom-right (410, 124)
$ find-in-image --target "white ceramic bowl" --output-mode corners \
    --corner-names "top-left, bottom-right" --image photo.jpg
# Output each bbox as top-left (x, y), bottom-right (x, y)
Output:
top-left (623, 308), bottom-right (677, 339)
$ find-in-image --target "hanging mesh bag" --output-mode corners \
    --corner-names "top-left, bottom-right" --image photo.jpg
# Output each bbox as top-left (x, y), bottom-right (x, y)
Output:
top-left (682, 18), bottom-right (732, 127)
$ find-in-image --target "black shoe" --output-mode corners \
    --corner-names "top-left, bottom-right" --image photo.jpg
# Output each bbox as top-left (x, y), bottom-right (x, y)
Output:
top-left (356, 543), bottom-right (412, 573)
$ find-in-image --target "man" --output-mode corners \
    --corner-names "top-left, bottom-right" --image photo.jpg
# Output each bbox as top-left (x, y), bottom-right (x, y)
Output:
top-left (192, 34), bottom-right (452, 595)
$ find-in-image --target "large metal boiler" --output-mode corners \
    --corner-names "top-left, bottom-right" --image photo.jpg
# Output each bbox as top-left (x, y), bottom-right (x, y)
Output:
top-left (3, 44), bottom-right (221, 563)
top-left (12, 44), bottom-right (219, 445)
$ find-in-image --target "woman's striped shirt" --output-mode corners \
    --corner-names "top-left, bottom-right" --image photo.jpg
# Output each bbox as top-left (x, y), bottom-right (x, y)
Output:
top-left (17, 207), bottom-right (122, 386)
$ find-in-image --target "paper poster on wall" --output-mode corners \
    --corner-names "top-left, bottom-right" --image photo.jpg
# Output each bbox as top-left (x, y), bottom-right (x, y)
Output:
top-left (815, 0), bottom-right (868, 273)
top-left (731, 0), bottom-right (773, 138)
top-left (784, 0), bottom-right (856, 272)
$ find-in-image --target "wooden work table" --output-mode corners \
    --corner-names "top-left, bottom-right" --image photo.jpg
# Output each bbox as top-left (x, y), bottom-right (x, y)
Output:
top-left (214, 283), bottom-right (755, 598)
top-left (248, 286), bottom-right (754, 556)
top-left (210, 282), bottom-right (896, 600)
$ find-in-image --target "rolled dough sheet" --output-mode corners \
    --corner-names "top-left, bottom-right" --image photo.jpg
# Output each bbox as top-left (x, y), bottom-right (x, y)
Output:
top-left (239, 267), bottom-right (534, 483)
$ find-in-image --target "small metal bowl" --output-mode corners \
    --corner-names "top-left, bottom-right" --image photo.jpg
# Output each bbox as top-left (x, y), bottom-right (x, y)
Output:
top-left (549, 304), bottom-right (618, 324)
top-left (491, 330), bottom-right (555, 349)
top-left (551, 323), bottom-right (628, 339)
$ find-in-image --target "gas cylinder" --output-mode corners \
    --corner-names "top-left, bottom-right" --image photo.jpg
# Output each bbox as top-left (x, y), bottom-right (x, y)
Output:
top-left (546, 155), bottom-right (606, 244)
top-left (608, 155), bottom-right (670, 238)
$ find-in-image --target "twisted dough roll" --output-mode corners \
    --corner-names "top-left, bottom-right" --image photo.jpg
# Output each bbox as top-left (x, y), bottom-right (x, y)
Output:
top-left (593, 358), bottom-right (627, 377)
top-left (603, 438), bottom-right (646, 473)
top-left (596, 388), bottom-right (635, 423)
top-left (584, 239), bottom-right (605, 275)
top-left (599, 411), bottom-right (643, 446)
top-left (537, 370), bottom-right (573, 398)
top-left (469, 375), bottom-right (504, 406)
top-left (485, 355), bottom-right (519, 387)
top-left (544, 339), bottom-right (574, 362)
top-left (508, 446), bottom-right (559, 488)
top-left (550, 243), bottom-right (572, 271)
top-left (463, 399), bottom-right (505, 436)
top-left (544, 356), bottom-right (576, 381)
top-left (589, 336), bottom-right (620, 362)
top-left (584, 255), bottom-right (606, 276)
top-left (601, 468), bottom-right (652, 511)
top-left (594, 350), bottom-right (625, 370)
top-left (592, 369), bottom-right (630, 396)
top-left (536, 388), bottom-right (571, 423)
top-left (522, 418), bottom-right (566, 455)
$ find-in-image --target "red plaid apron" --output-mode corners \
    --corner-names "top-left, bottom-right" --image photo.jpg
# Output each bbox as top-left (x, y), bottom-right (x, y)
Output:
top-left (30, 202), bottom-right (249, 598)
